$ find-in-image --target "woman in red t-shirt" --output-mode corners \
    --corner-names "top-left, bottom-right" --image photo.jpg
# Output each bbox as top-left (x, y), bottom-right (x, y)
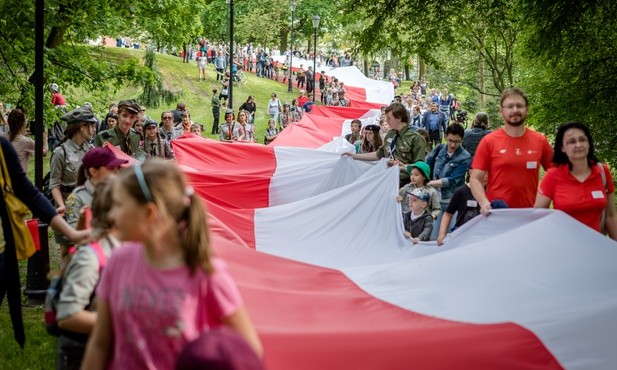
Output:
top-left (534, 122), bottom-right (617, 239)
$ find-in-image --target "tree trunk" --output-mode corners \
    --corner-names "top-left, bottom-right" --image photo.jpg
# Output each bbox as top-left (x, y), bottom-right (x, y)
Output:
top-left (479, 54), bottom-right (486, 109)
top-left (280, 29), bottom-right (288, 52)
top-left (46, 26), bottom-right (66, 48)
top-left (419, 58), bottom-right (427, 80)
top-left (363, 56), bottom-right (369, 76)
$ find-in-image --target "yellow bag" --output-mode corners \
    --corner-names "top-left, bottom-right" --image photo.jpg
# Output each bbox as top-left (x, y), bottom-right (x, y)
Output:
top-left (0, 146), bottom-right (36, 260)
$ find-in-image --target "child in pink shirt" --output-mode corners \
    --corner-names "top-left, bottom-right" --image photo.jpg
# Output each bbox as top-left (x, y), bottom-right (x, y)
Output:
top-left (82, 160), bottom-right (262, 369)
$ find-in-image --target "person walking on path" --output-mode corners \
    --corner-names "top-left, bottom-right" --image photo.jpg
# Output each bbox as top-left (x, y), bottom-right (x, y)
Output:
top-left (470, 88), bottom-right (553, 215)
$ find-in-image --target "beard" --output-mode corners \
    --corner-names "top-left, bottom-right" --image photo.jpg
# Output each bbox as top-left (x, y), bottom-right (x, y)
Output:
top-left (505, 113), bottom-right (526, 127)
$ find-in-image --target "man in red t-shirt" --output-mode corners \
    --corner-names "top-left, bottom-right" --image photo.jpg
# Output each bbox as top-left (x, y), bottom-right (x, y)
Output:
top-left (470, 88), bottom-right (553, 214)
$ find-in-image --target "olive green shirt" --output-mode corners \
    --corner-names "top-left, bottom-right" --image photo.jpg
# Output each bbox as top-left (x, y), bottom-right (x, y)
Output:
top-left (49, 139), bottom-right (92, 191)
top-left (64, 179), bottom-right (95, 229)
top-left (376, 125), bottom-right (426, 181)
top-left (94, 126), bottom-right (145, 161)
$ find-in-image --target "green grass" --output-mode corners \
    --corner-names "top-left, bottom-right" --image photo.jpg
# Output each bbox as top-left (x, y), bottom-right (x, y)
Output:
top-left (0, 305), bottom-right (58, 369)
top-left (82, 47), bottom-right (303, 142)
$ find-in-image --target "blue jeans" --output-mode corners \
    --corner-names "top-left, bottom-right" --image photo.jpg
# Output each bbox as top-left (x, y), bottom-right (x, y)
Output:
top-left (431, 202), bottom-right (456, 241)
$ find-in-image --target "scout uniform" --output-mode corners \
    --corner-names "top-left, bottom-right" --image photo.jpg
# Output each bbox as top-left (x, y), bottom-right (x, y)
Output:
top-left (50, 106), bottom-right (97, 245)
top-left (143, 120), bottom-right (174, 159)
top-left (376, 124), bottom-right (426, 184)
top-left (49, 106), bottom-right (96, 201)
top-left (94, 126), bottom-right (145, 161)
top-left (144, 137), bottom-right (174, 159)
top-left (159, 125), bottom-right (184, 142)
top-left (93, 99), bottom-right (146, 161)
top-left (64, 179), bottom-right (95, 229)
top-left (49, 139), bottom-right (92, 200)
top-left (219, 110), bottom-right (242, 142)
top-left (62, 146), bottom-right (128, 240)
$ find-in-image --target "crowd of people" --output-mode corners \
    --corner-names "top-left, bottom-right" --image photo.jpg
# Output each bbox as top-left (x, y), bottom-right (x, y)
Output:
top-left (0, 97), bottom-right (265, 369)
top-left (345, 87), bottom-right (617, 245)
top-left (1, 64), bottom-right (616, 370)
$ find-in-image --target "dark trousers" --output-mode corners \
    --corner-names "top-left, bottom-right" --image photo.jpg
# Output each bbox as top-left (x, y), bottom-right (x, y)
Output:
top-left (212, 107), bottom-right (220, 134)
top-left (429, 130), bottom-right (441, 148)
top-left (57, 336), bottom-right (86, 370)
top-left (307, 81), bottom-right (314, 94)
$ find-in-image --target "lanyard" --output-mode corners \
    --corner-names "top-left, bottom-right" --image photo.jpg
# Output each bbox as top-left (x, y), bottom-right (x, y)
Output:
top-left (389, 133), bottom-right (399, 159)
top-left (124, 136), bottom-right (132, 156)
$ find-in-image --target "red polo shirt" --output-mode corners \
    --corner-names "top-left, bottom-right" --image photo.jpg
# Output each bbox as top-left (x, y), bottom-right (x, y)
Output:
top-left (538, 162), bottom-right (614, 231)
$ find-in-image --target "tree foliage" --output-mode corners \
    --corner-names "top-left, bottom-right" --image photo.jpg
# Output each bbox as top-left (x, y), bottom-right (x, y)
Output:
top-left (342, 0), bottom-right (521, 96)
top-left (0, 0), bottom-right (205, 120)
top-left (200, 0), bottom-right (339, 51)
top-left (139, 49), bottom-right (181, 108)
top-left (519, 0), bottom-right (617, 163)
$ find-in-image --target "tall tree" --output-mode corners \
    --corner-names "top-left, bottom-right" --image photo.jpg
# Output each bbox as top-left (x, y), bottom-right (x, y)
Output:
top-left (343, 0), bottom-right (521, 95)
top-left (519, 0), bottom-right (617, 163)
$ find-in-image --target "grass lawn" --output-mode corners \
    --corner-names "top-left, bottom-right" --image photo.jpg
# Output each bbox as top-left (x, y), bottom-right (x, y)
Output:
top-left (82, 47), bottom-right (304, 142)
top-left (0, 305), bottom-right (58, 369)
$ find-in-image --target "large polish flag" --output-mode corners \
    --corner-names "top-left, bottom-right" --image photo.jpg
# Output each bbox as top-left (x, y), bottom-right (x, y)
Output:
top-left (269, 56), bottom-right (394, 106)
top-left (173, 136), bottom-right (617, 370)
top-left (272, 106), bottom-right (382, 148)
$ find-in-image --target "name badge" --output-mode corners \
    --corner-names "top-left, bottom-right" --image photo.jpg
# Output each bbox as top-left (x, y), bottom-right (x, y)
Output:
top-left (68, 154), bottom-right (78, 162)
top-left (526, 161), bottom-right (538, 169)
top-left (467, 200), bottom-right (478, 207)
top-left (592, 190), bottom-right (605, 199)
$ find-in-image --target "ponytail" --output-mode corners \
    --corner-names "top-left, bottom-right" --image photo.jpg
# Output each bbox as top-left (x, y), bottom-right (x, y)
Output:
top-left (76, 163), bottom-right (88, 186)
top-left (8, 109), bottom-right (26, 142)
top-left (179, 188), bottom-right (213, 274)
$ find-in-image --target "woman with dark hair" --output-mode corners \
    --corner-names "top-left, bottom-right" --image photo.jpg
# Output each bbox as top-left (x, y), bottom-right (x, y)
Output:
top-left (239, 96), bottom-right (257, 124)
top-left (4, 108), bottom-right (48, 172)
top-left (535, 122), bottom-right (616, 238)
top-left (98, 113), bottom-right (118, 133)
top-left (50, 106), bottom-right (96, 264)
top-left (359, 124), bottom-right (383, 154)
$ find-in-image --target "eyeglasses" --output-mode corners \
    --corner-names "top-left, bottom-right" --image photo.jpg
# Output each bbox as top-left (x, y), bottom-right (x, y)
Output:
top-left (565, 137), bottom-right (588, 146)
top-left (162, 116), bottom-right (173, 120)
top-left (502, 104), bottom-right (526, 110)
top-left (447, 139), bottom-right (462, 145)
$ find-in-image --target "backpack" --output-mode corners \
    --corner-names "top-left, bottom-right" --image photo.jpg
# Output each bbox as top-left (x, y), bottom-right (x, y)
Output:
top-left (41, 144), bottom-right (66, 204)
top-left (44, 241), bottom-right (107, 337)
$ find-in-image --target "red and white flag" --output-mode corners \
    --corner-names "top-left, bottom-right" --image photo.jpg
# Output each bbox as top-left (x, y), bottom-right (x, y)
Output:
top-left (173, 136), bottom-right (617, 370)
